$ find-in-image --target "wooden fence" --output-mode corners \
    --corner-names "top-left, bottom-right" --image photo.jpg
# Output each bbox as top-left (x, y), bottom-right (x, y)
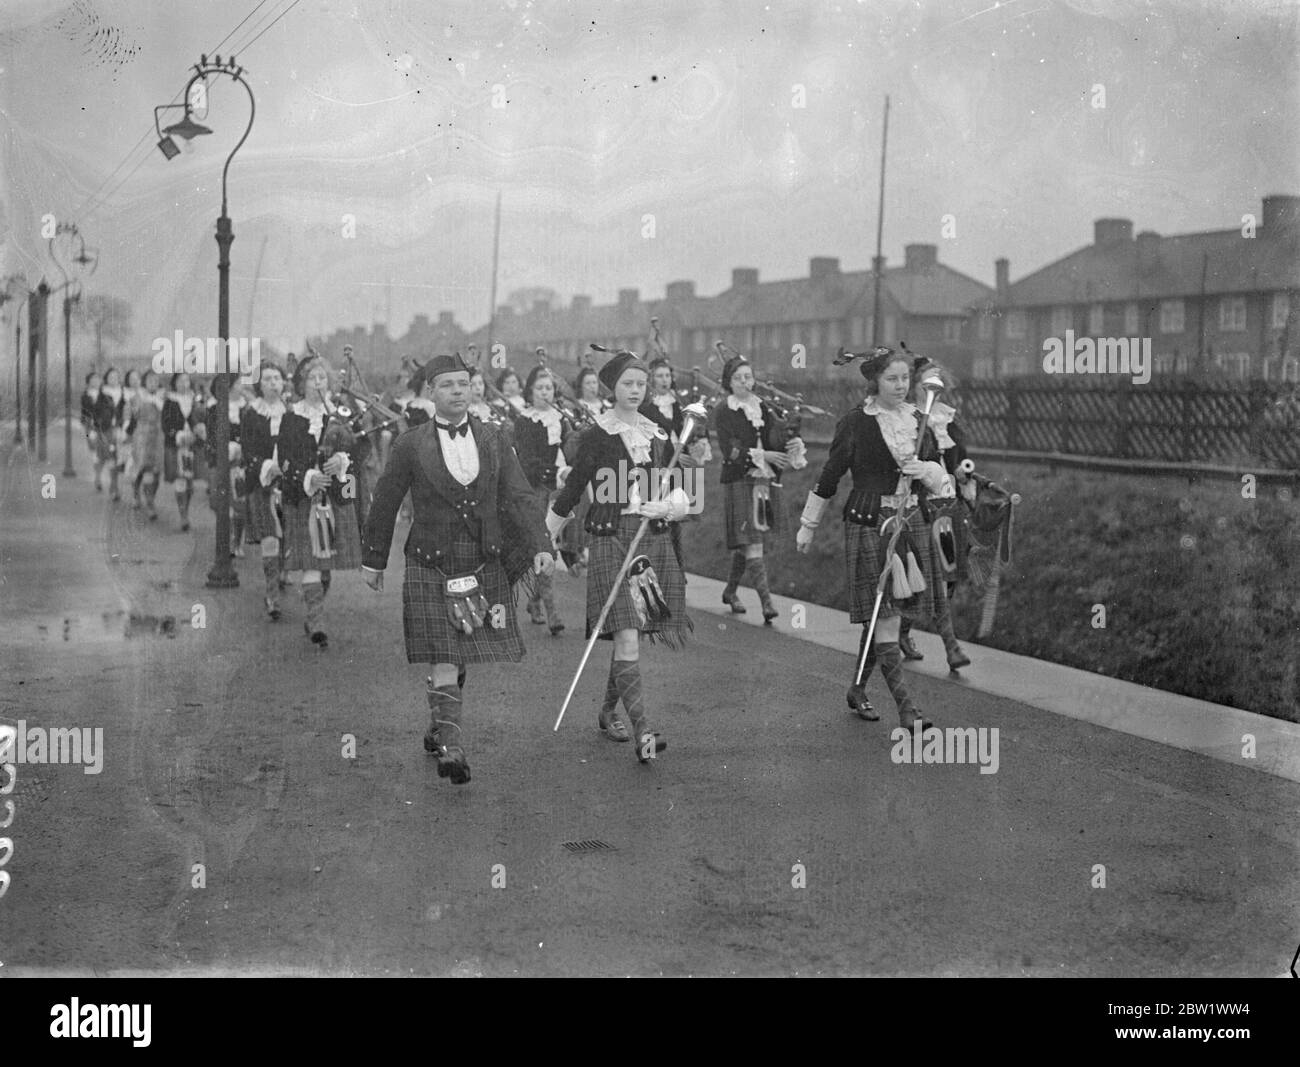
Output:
top-left (778, 377), bottom-right (1300, 472)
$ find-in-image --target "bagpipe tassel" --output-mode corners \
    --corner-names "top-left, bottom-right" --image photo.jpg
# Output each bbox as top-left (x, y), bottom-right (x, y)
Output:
top-left (904, 547), bottom-right (926, 594)
top-left (888, 552), bottom-right (912, 599)
top-left (309, 500), bottom-right (336, 559)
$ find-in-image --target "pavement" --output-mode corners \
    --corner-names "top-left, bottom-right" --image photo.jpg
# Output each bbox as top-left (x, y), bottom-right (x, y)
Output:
top-left (1, 424), bottom-right (1297, 976)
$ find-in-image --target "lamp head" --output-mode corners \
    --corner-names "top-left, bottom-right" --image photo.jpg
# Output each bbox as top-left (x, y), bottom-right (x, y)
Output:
top-left (164, 113), bottom-right (213, 141)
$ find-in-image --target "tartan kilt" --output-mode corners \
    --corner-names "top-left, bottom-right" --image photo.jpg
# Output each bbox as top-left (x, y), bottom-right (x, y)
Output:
top-left (559, 491), bottom-right (591, 558)
top-left (245, 485), bottom-right (283, 542)
top-left (585, 513), bottom-right (691, 649)
top-left (722, 477), bottom-right (785, 549)
top-left (282, 495), bottom-right (363, 571)
top-left (402, 529), bottom-right (526, 665)
top-left (845, 507), bottom-right (942, 624)
top-left (93, 433), bottom-right (116, 465)
top-left (163, 444), bottom-right (183, 484)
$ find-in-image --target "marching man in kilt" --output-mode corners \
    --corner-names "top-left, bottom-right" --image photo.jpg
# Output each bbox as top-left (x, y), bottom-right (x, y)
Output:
top-left (361, 353), bottom-right (555, 786)
top-left (796, 347), bottom-right (950, 730)
top-left (545, 351), bottom-right (695, 762)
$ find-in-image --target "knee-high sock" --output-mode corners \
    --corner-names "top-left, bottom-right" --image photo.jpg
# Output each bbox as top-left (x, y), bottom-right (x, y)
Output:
top-left (854, 624), bottom-right (877, 683)
top-left (601, 655), bottom-right (622, 716)
top-left (538, 571), bottom-right (557, 616)
top-left (723, 551), bottom-right (746, 597)
top-left (745, 558), bottom-right (775, 613)
top-left (899, 614), bottom-right (912, 640)
top-left (262, 556), bottom-right (281, 607)
top-left (935, 603), bottom-right (962, 658)
top-left (425, 680), bottom-right (464, 747)
top-left (303, 581), bottom-right (326, 633)
top-left (611, 659), bottom-right (647, 733)
top-left (875, 641), bottom-right (917, 716)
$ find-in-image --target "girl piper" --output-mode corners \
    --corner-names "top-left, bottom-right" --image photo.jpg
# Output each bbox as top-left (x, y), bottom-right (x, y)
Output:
top-left (796, 347), bottom-right (948, 730)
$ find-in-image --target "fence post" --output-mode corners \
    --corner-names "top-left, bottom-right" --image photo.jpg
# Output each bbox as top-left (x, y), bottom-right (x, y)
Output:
top-left (1058, 379), bottom-right (1072, 454)
top-left (1115, 381), bottom-right (1130, 459)
top-left (1006, 377), bottom-right (1020, 451)
top-left (1246, 378), bottom-right (1268, 466)
top-left (1180, 378), bottom-right (1195, 462)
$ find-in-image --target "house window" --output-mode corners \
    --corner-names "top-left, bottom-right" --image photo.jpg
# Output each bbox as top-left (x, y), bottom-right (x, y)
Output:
top-left (851, 317), bottom-right (866, 345)
top-left (1155, 352), bottom-right (1176, 375)
top-left (1273, 292), bottom-right (1290, 330)
top-left (1005, 311), bottom-right (1027, 339)
top-left (1283, 358), bottom-right (1300, 383)
top-left (827, 320), bottom-right (842, 348)
top-left (1218, 297), bottom-right (1247, 332)
top-left (1124, 303), bottom-right (1139, 334)
top-left (942, 319), bottom-right (962, 343)
top-left (978, 314), bottom-right (992, 340)
top-left (1174, 351), bottom-right (1190, 374)
top-left (1215, 352), bottom-right (1250, 378)
top-left (1051, 305), bottom-right (1072, 335)
top-left (1160, 300), bottom-right (1184, 333)
top-left (1089, 304), bottom-right (1105, 335)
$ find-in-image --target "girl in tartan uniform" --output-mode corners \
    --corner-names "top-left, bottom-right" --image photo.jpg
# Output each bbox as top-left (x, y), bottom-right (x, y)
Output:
top-left (713, 355), bottom-right (798, 623)
top-left (896, 357), bottom-right (972, 671)
top-left (361, 353), bottom-right (553, 786)
top-left (513, 363), bottom-right (577, 634)
top-left (279, 353), bottom-right (364, 649)
top-left (546, 352), bottom-right (696, 763)
top-left (241, 363), bottom-right (289, 620)
top-left (796, 348), bottom-right (950, 730)
top-left (161, 373), bottom-right (203, 532)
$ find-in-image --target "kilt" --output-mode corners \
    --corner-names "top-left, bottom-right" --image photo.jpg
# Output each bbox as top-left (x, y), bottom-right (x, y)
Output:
top-left (163, 444), bottom-right (189, 485)
top-left (559, 488), bottom-right (591, 559)
top-left (245, 486), bottom-right (282, 542)
top-left (585, 513), bottom-right (691, 648)
top-left (282, 495), bottom-right (363, 571)
top-left (402, 528), bottom-right (526, 665)
top-left (93, 433), bottom-right (115, 465)
top-left (722, 477), bottom-right (785, 549)
top-left (845, 507), bottom-right (944, 624)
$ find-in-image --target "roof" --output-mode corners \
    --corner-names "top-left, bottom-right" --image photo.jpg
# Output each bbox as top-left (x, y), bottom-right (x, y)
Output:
top-left (1008, 228), bottom-right (1300, 306)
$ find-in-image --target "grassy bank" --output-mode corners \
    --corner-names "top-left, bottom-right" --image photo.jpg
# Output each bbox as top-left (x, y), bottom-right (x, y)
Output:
top-left (678, 455), bottom-right (1300, 722)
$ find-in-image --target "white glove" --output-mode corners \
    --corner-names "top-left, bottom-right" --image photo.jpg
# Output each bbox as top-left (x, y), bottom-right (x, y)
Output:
top-left (228, 441), bottom-right (242, 463)
top-left (545, 507), bottom-right (570, 548)
top-left (260, 458), bottom-right (280, 487)
top-left (796, 525), bottom-right (815, 553)
top-left (748, 446), bottom-right (775, 480)
top-left (687, 438), bottom-right (712, 464)
top-left (639, 488), bottom-right (691, 521)
top-left (799, 490), bottom-right (828, 529)
top-left (919, 460), bottom-right (949, 494)
top-left (786, 437), bottom-right (808, 471)
top-left (556, 465), bottom-right (572, 490)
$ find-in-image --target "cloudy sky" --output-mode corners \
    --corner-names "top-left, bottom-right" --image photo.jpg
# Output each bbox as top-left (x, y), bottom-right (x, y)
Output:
top-left (1, 0), bottom-right (1296, 357)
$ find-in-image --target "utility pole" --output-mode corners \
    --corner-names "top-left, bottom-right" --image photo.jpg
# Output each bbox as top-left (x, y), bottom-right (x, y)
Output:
top-left (487, 189), bottom-right (501, 354)
top-left (870, 95), bottom-right (890, 347)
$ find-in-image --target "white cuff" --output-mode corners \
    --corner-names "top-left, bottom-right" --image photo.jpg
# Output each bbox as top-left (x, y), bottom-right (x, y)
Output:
top-left (920, 461), bottom-right (949, 494)
top-left (545, 507), bottom-right (569, 544)
top-left (335, 452), bottom-right (351, 480)
top-left (800, 491), bottom-right (829, 528)
top-left (304, 469), bottom-right (321, 496)
top-left (361, 565), bottom-right (383, 575)
top-left (260, 459), bottom-right (279, 487)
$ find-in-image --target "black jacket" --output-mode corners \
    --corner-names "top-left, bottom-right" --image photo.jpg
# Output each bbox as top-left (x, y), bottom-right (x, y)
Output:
top-left (512, 408), bottom-right (576, 491)
top-left (551, 419), bottom-right (677, 536)
top-left (713, 399), bottom-right (788, 483)
top-left (814, 406), bottom-right (942, 524)
top-left (361, 416), bottom-right (548, 576)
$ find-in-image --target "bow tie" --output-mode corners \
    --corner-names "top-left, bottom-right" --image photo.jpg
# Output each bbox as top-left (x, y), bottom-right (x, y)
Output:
top-left (436, 420), bottom-right (469, 438)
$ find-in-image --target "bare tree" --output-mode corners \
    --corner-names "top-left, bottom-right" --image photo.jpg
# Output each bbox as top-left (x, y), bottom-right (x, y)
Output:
top-left (73, 294), bottom-right (133, 368)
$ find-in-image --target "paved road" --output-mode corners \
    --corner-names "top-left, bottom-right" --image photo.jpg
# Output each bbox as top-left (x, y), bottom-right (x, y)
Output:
top-left (1, 428), bottom-right (1297, 976)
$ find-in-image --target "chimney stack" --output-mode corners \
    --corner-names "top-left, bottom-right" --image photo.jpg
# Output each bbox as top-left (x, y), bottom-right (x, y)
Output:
top-left (1262, 194), bottom-right (1300, 237)
top-left (903, 244), bottom-right (938, 271)
top-left (1094, 218), bottom-right (1134, 246)
top-left (809, 257), bottom-right (841, 281)
top-left (995, 258), bottom-right (1010, 301)
top-left (665, 280), bottom-right (696, 301)
top-left (731, 267), bottom-right (759, 289)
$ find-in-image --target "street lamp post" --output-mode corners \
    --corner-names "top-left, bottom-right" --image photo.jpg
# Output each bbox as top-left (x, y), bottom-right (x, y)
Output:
top-left (155, 54), bottom-right (255, 589)
top-left (48, 223), bottom-right (98, 478)
top-left (0, 277), bottom-right (31, 444)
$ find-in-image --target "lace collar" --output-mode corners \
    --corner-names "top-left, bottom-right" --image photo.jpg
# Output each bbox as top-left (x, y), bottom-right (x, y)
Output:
top-left (651, 392), bottom-right (677, 417)
top-left (169, 392), bottom-right (195, 418)
top-left (927, 401), bottom-right (957, 449)
top-left (594, 408), bottom-right (665, 465)
top-left (100, 386), bottom-right (122, 404)
top-left (862, 396), bottom-right (917, 421)
top-left (405, 397), bottom-right (436, 417)
top-left (727, 392), bottom-right (764, 429)
top-left (523, 404), bottom-right (564, 444)
top-left (250, 396), bottom-right (286, 419)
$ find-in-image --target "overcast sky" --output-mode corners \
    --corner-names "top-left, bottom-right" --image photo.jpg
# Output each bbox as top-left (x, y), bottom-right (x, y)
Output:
top-left (1, 0), bottom-right (1296, 356)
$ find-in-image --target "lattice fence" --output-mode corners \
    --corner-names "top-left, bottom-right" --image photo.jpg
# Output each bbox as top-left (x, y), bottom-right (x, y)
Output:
top-left (773, 377), bottom-right (1300, 470)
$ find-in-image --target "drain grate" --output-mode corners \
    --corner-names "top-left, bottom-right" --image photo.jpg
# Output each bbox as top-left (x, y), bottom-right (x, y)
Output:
top-left (561, 839), bottom-right (615, 854)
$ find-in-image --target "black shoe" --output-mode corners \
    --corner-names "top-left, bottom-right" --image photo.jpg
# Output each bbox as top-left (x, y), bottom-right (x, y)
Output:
top-left (898, 633), bottom-right (923, 660)
top-left (635, 732), bottom-right (668, 763)
top-left (180, 522), bottom-right (190, 532)
top-left (846, 684), bottom-right (879, 720)
top-left (435, 745), bottom-right (471, 785)
top-left (947, 648), bottom-right (971, 671)
top-left (306, 624), bottom-right (328, 649)
top-left (762, 607), bottom-right (779, 626)
top-left (549, 620), bottom-right (565, 636)
top-left (722, 591), bottom-right (747, 614)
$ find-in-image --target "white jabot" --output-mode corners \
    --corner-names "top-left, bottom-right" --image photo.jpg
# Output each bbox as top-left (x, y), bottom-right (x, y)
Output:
top-left (594, 409), bottom-right (665, 465)
top-left (251, 396), bottom-right (286, 437)
top-left (437, 416), bottom-right (479, 486)
top-left (651, 393), bottom-right (676, 420)
top-left (293, 399), bottom-right (327, 441)
top-left (100, 386), bottom-right (122, 405)
top-left (727, 393), bottom-right (764, 429)
top-left (172, 392), bottom-right (195, 419)
top-left (523, 404), bottom-right (564, 445)
top-left (928, 400), bottom-right (957, 450)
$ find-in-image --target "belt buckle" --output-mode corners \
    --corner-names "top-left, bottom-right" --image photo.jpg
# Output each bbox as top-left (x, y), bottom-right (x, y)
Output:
top-left (445, 573), bottom-right (480, 596)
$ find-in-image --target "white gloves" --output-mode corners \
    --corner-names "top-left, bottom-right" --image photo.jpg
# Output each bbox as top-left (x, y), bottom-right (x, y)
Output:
top-left (748, 446), bottom-right (775, 480)
top-left (556, 465), bottom-right (572, 490)
top-left (786, 437), bottom-right (808, 470)
top-left (796, 525), bottom-right (815, 553)
top-left (639, 488), bottom-right (691, 522)
top-left (260, 458), bottom-right (280, 488)
top-left (545, 507), bottom-right (570, 548)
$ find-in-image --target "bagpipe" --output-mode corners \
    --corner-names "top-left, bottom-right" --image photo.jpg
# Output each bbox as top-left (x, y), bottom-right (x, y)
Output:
top-left (534, 346), bottom-right (598, 432)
